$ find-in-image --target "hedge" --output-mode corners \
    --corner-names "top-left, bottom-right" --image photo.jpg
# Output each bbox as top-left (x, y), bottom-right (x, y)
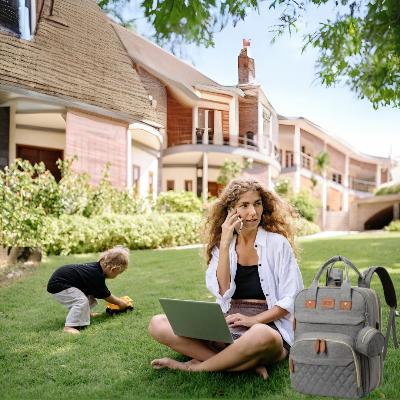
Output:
top-left (384, 220), bottom-right (400, 232)
top-left (43, 213), bottom-right (202, 255)
top-left (42, 213), bottom-right (319, 255)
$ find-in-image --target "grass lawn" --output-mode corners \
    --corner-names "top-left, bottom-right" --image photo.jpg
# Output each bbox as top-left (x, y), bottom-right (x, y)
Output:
top-left (1, 231), bottom-right (399, 399)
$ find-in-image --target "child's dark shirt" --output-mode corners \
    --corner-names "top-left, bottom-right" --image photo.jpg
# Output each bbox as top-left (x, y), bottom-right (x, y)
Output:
top-left (47, 262), bottom-right (111, 299)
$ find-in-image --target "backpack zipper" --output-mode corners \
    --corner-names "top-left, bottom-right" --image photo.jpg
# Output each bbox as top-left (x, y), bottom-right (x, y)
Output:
top-left (361, 328), bottom-right (375, 344)
top-left (293, 337), bottom-right (361, 388)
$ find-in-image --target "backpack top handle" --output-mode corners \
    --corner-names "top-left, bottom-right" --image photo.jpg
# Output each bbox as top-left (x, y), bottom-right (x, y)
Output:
top-left (308, 256), bottom-right (363, 304)
top-left (311, 255), bottom-right (363, 286)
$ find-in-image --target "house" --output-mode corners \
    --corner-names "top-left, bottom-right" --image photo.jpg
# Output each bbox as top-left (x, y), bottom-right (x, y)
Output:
top-left (0, 0), bottom-right (159, 189)
top-left (278, 117), bottom-right (393, 230)
top-left (114, 29), bottom-right (281, 200)
top-left (1, 1), bottom-right (397, 230)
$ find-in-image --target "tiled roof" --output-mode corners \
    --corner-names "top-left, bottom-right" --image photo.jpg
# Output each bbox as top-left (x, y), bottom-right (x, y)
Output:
top-left (113, 23), bottom-right (236, 99)
top-left (0, 0), bottom-right (156, 123)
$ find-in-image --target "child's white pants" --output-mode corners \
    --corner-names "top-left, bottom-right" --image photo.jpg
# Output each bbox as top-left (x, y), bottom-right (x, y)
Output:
top-left (52, 287), bottom-right (98, 327)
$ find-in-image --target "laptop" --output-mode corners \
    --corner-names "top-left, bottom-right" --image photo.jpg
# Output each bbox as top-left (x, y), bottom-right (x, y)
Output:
top-left (159, 298), bottom-right (240, 343)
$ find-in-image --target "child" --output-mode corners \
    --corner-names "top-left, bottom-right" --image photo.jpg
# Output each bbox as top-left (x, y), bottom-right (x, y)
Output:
top-left (47, 246), bottom-right (130, 334)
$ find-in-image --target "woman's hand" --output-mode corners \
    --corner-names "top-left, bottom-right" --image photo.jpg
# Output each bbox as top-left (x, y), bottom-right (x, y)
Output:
top-left (225, 313), bottom-right (259, 328)
top-left (220, 209), bottom-right (242, 247)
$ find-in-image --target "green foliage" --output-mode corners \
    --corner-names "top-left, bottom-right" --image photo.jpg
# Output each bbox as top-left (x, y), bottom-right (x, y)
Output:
top-left (384, 219), bottom-right (400, 232)
top-left (293, 217), bottom-right (321, 236)
top-left (98, 0), bottom-right (400, 108)
top-left (375, 182), bottom-right (400, 196)
top-left (57, 158), bottom-right (92, 215)
top-left (302, 0), bottom-right (400, 108)
top-left (217, 158), bottom-right (252, 186)
top-left (0, 159), bottom-right (53, 248)
top-left (43, 213), bottom-right (202, 255)
top-left (314, 151), bottom-right (330, 175)
top-left (289, 189), bottom-right (320, 222)
top-left (310, 175), bottom-right (318, 190)
top-left (275, 178), bottom-right (292, 196)
top-left (155, 191), bottom-right (203, 213)
top-left (82, 164), bottom-right (153, 217)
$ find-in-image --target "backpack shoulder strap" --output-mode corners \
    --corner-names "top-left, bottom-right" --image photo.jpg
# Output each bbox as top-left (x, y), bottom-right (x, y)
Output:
top-left (358, 266), bottom-right (398, 359)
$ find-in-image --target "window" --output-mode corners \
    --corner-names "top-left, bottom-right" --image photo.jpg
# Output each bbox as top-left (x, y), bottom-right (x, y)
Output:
top-left (0, 0), bottom-right (34, 39)
top-left (285, 151), bottom-right (294, 168)
top-left (184, 180), bottom-right (193, 191)
top-left (167, 180), bottom-right (175, 191)
top-left (148, 171), bottom-right (154, 195)
top-left (132, 165), bottom-right (140, 194)
top-left (197, 109), bottom-right (215, 143)
top-left (332, 173), bottom-right (342, 184)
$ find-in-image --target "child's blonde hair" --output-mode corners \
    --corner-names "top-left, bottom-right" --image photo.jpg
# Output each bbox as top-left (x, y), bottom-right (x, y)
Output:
top-left (99, 246), bottom-right (129, 271)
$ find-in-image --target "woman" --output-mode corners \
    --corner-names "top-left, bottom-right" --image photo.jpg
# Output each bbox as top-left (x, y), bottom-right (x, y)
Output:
top-left (148, 177), bottom-right (303, 379)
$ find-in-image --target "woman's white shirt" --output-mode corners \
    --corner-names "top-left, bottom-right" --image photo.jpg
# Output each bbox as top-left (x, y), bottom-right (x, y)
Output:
top-left (205, 227), bottom-right (304, 346)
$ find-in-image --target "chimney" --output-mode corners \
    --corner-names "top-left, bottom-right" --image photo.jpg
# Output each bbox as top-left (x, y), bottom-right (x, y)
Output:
top-left (238, 39), bottom-right (255, 85)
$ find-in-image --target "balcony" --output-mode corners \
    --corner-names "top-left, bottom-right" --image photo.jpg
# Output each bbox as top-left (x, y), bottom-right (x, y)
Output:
top-left (195, 128), bottom-right (229, 145)
top-left (350, 177), bottom-right (375, 193)
top-left (301, 152), bottom-right (313, 170)
top-left (238, 135), bottom-right (258, 150)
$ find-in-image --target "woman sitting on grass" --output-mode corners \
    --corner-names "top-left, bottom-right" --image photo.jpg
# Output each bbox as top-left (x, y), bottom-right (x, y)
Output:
top-left (149, 177), bottom-right (303, 379)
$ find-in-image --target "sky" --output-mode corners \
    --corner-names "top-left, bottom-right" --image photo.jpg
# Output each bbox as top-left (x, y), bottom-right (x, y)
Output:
top-left (130, 3), bottom-right (400, 160)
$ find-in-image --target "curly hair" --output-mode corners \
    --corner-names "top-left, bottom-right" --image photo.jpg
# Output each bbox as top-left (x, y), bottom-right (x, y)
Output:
top-left (203, 177), bottom-right (298, 263)
top-left (99, 246), bottom-right (129, 271)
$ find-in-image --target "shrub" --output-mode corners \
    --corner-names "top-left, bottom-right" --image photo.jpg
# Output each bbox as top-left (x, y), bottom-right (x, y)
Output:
top-left (375, 183), bottom-right (400, 196)
top-left (289, 190), bottom-right (320, 222)
top-left (0, 159), bottom-right (51, 248)
top-left (275, 179), bottom-right (291, 196)
top-left (384, 220), bottom-right (400, 232)
top-left (293, 218), bottom-right (321, 236)
top-left (43, 213), bottom-right (202, 255)
top-left (155, 191), bottom-right (203, 213)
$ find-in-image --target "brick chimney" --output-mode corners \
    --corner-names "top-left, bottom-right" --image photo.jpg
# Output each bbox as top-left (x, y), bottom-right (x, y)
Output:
top-left (238, 39), bottom-right (255, 85)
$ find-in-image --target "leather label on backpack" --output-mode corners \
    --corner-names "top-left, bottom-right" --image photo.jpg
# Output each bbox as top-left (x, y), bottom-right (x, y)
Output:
top-left (340, 300), bottom-right (352, 310)
top-left (305, 300), bottom-right (316, 308)
top-left (321, 298), bottom-right (335, 309)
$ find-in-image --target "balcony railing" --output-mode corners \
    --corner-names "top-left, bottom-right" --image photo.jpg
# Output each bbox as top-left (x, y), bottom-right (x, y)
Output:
top-left (350, 177), bottom-right (376, 193)
top-left (195, 128), bottom-right (229, 145)
top-left (238, 136), bottom-right (258, 150)
top-left (301, 152), bottom-right (313, 170)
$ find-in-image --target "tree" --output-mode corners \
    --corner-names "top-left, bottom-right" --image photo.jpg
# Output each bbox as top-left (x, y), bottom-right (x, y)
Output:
top-left (217, 158), bottom-right (253, 186)
top-left (315, 151), bottom-right (330, 176)
top-left (97, 0), bottom-right (400, 108)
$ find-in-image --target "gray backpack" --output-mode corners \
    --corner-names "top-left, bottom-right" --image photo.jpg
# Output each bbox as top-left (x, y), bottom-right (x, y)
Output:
top-left (290, 256), bottom-right (398, 398)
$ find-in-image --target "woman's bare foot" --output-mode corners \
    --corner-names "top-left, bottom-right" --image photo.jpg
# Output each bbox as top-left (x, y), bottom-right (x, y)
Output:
top-left (151, 358), bottom-right (193, 371)
top-left (254, 365), bottom-right (269, 380)
top-left (63, 326), bottom-right (80, 335)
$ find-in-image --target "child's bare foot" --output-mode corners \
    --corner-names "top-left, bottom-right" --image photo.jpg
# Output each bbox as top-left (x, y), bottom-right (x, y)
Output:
top-left (63, 326), bottom-right (80, 335)
top-left (151, 358), bottom-right (192, 371)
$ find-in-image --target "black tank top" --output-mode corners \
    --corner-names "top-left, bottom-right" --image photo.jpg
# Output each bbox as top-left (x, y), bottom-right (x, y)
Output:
top-left (232, 264), bottom-right (265, 300)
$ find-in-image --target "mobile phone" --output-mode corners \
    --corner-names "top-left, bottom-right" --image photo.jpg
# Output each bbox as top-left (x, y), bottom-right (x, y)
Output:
top-left (235, 218), bottom-right (243, 235)
top-left (234, 210), bottom-right (243, 235)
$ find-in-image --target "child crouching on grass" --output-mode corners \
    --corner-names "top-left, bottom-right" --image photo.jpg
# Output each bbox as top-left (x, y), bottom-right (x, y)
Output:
top-left (47, 246), bottom-right (130, 334)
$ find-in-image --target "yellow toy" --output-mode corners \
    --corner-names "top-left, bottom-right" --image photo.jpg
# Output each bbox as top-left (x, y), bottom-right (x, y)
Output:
top-left (105, 296), bottom-right (134, 315)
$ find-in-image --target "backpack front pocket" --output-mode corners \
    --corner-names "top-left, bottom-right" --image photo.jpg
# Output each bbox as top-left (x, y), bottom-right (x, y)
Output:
top-left (290, 332), bottom-right (363, 398)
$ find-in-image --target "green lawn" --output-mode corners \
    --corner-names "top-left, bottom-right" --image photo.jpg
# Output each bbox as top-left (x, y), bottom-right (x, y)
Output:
top-left (1, 231), bottom-right (399, 399)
